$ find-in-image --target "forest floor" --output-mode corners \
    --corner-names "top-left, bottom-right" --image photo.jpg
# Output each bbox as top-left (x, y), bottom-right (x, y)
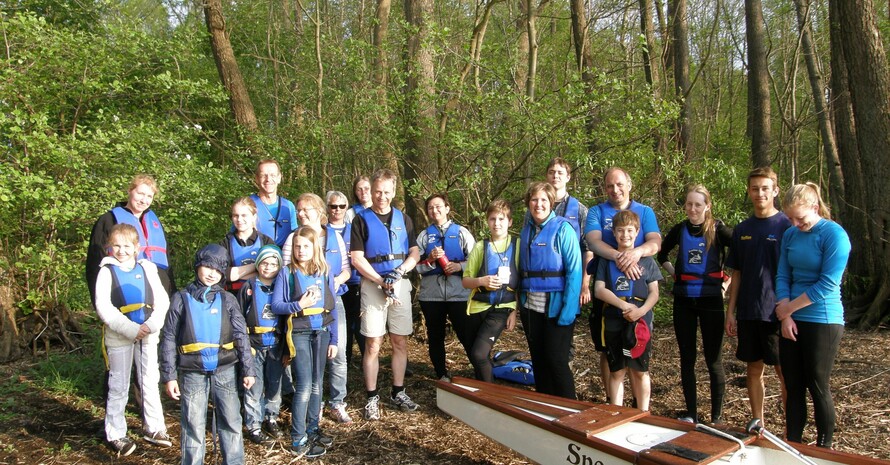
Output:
top-left (0, 319), bottom-right (887, 464)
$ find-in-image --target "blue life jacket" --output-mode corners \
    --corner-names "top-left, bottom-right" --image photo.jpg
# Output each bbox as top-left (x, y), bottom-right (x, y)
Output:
top-left (244, 278), bottom-right (279, 348)
top-left (472, 237), bottom-right (519, 305)
top-left (323, 226), bottom-right (348, 295)
top-left (111, 207), bottom-right (169, 269)
top-left (178, 292), bottom-right (236, 372)
top-left (285, 270), bottom-right (335, 357)
top-left (227, 233), bottom-right (266, 291)
top-left (422, 223), bottom-right (466, 276)
top-left (491, 351), bottom-right (535, 385)
top-left (603, 260), bottom-right (648, 317)
top-left (594, 201), bottom-right (649, 249)
top-left (674, 226), bottom-right (725, 298)
top-left (336, 222), bottom-right (361, 286)
top-left (559, 196), bottom-right (582, 241)
top-left (519, 217), bottom-right (568, 292)
top-left (352, 203), bottom-right (367, 216)
top-left (358, 208), bottom-right (409, 275)
top-left (107, 262), bottom-right (154, 324)
top-left (251, 194), bottom-right (295, 248)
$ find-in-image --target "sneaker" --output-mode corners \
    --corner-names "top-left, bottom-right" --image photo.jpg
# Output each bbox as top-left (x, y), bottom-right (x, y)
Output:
top-left (246, 428), bottom-right (271, 445)
top-left (390, 390), bottom-right (419, 412)
top-left (438, 374), bottom-right (452, 383)
top-left (330, 404), bottom-right (353, 424)
top-left (309, 429), bottom-right (334, 447)
top-left (290, 440), bottom-right (326, 459)
top-left (364, 395), bottom-right (381, 421)
top-left (109, 437), bottom-right (136, 457)
top-left (143, 431), bottom-right (173, 447)
top-left (678, 416), bottom-right (696, 424)
top-left (262, 418), bottom-right (283, 438)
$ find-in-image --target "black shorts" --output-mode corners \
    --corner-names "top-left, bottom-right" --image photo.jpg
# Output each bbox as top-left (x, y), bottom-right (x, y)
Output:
top-left (603, 317), bottom-right (650, 372)
top-left (735, 319), bottom-right (781, 365)
top-left (589, 303), bottom-right (606, 352)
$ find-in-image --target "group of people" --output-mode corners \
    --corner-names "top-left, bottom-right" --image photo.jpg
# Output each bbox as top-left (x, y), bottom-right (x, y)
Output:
top-left (85, 158), bottom-right (851, 465)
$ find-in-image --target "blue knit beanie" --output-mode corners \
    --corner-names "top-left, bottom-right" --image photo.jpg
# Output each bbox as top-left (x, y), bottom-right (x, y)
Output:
top-left (255, 244), bottom-right (283, 270)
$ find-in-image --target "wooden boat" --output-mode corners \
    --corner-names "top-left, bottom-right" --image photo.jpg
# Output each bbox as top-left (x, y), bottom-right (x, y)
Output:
top-left (436, 376), bottom-right (888, 465)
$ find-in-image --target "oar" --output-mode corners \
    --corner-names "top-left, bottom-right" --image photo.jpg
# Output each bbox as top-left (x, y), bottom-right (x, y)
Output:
top-left (746, 419), bottom-right (818, 465)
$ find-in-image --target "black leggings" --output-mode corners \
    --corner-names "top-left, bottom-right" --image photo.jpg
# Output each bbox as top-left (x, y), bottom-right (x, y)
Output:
top-left (780, 321), bottom-right (843, 447)
top-left (519, 306), bottom-right (576, 399)
top-left (465, 307), bottom-right (513, 382)
top-left (341, 284), bottom-right (365, 364)
top-left (672, 295), bottom-right (726, 421)
top-left (420, 300), bottom-right (471, 378)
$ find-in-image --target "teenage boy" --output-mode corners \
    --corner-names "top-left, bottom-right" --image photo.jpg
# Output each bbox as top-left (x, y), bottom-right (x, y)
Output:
top-left (350, 169), bottom-right (421, 420)
top-left (725, 167), bottom-right (791, 425)
top-left (594, 210), bottom-right (661, 411)
top-left (160, 244), bottom-right (256, 465)
top-left (545, 158), bottom-right (593, 305)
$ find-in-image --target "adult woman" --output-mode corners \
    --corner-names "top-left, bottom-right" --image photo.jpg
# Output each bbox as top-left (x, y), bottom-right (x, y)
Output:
top-left (283, 193), bottom-right (353, 424)
top-left (327, 191), bottom-right (365, 366)
top-left (775, 183), bottom-right (851, 448)
top-left (86, 174), bottom-right (175, 306)
top-left (658, 185), bottom-right (732, 423)
top-left (518, 182), bottom-right (582, 399)
top-left (416, 193), bottom-right (475, 381)
top-left (220, 197), bottom-right (275, 292)
top-left (344, 175), bottom-right (371, 224)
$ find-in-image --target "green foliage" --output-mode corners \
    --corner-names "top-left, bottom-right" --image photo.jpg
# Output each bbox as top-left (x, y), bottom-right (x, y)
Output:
top-left (32, 351), bottom-right (105, 398)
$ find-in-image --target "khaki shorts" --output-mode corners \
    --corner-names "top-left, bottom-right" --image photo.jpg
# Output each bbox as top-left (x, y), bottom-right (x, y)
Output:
top-left (360, 278), bottom-right (413, 338)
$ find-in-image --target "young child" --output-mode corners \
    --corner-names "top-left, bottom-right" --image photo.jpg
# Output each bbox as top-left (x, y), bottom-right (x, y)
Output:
top-left (94, 224), bottom-right (171, 456)
top-left (271, 226), bottom-right (339, 459)
top-left (237, 245), bottom-right (285, 444)
top-left (221, 197), bottom-right (275, 293)
top-left (461, 199), bottom-right (519, 382)
top-left (593, 210), bottom-right (661, 411)
top-left (159, 244), bottom-right (256, 465)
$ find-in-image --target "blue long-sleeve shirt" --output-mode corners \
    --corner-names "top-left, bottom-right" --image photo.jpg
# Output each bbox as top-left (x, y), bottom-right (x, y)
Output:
top-left (270, 269), bottom-right (339, 345)
top-left (776, 218), bottom-right (851, 325)
top-left (519, 212), bottom-right (582, 325)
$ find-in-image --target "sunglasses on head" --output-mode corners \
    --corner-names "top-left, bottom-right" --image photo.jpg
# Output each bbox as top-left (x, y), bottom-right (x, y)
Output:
top-left (328, 204), bottom-right (347, 210)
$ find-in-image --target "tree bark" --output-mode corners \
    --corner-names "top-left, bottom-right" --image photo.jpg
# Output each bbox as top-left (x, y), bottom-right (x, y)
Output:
top-left (745, 0), bottom-right (770, 167)
top-left (572, 0), bottom-right (600, 155)
top-left (371, 0), bottom-right (399, 173)
top-left (794, 0), bottom-right (843, 216)
top-left (833, 0), bottom-right (890, 327)
top-left (203, 0), bottom-right (258, 133)
top-left (669, 0), bottom-right (692, 157)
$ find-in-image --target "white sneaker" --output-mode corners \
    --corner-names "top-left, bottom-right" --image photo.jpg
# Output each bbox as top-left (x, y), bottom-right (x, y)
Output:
top-left (364, 395), bottom-right (380, 421)
top-left (143, 431), bottom-right (173, 447)
top-left (390, 390), bottom-right (418, 412)
top-left (330, 404), bottom-right (353, 424)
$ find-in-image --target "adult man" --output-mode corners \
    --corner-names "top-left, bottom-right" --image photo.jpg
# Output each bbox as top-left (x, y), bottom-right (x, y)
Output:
top-left (584, 167), bottom-right (661, 402)
top-left (546, 158), bottom-right (593, 306)
top-left (725, 167), bottom-right (790, 425)
top-left (250, 159), bottom-right (297, 248)
top-left (86, 174), bottom-right (176, 305)
top-left (350, 169), bottom-right (421, 420)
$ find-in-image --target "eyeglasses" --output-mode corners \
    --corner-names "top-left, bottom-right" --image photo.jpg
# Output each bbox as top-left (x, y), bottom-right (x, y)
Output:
top-left (328, 204), bottom-right (347, 210)
top-left (297, 207), bottom-right (316, 214)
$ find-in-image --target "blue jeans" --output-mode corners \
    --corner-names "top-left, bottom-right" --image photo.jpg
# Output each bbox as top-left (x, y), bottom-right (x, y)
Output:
top-left (179, 367), bottom-right (244, 465)
top-left (243, 345), bottom-right (283, 430)
top-left (326, 296), bottom-right (348, 407)
top-left (289, 329), bottom-right (330, 444)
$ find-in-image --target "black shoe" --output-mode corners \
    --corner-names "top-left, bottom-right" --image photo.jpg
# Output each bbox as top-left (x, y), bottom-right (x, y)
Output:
top-left (290, 440), bottom-right (326, 459)
top-left (262, 418), bottom-right (283, 438)
top-left (309, 429), bottom-right (334, 448)
top-left (247, 429), bottom-right (271, 445)
top-left (109, 437), bottom-right (137, 457)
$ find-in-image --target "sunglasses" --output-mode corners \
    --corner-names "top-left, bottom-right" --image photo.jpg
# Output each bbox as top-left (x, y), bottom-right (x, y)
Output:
top-left (328, 204), bottom-right (347, 210)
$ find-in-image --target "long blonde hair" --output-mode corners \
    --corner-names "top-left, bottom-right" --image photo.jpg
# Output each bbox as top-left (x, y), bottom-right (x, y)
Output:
top-left (288, 226), bottom-right (329, 276)
top-left (783, 183), bottom-right (831, 220)
top-left (686, 184), bottom-right (716, 250)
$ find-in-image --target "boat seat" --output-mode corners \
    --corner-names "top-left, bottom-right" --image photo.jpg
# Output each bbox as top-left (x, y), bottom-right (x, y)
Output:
top-left (638, 430), bottom-right (742, 465)
top-left (553, 404), bottom-right (649, 436)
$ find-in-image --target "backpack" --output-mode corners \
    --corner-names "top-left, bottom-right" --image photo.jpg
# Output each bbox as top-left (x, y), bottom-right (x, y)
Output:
top-left (491, 350), bottom-right (535, 385)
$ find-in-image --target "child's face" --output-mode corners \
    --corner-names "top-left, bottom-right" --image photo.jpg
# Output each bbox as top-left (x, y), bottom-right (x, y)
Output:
top-left (109, 235), bottom-right (138, 264)
top-left (197, 266), bottom-right (222, 286)
top-left (231, 205), bottom-right (256, 233)
top-left (293, 236), bottom-right (314, 263)
top-left (487, 212), bottom-right (512, 240)
top-left (614, 224), bottom-right (639, 250)
top-left (257, 257), bottom-right (281, 280)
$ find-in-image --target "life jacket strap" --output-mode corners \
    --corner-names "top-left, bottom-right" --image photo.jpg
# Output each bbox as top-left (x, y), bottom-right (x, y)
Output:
top-left (179, 342), bottom-right (235, 354)
top-left (120, 303), bottom-right (151, 314)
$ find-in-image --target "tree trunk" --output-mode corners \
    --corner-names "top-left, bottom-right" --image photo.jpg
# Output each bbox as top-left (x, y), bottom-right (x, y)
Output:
top-left (833, 0), bottom-right (890, 328)
top-left (525, 0), bottom-right (539, 101)
top-left (203, 0), bottom-right (258, 132)
top-left (573, 0), bottom-right (600, 155)
top-left (403, 0), bottom-right (438, 221)
top-left (515, 0), bottom-right (529, 96)
top-left (371, 0), bottom-right (399, 173)
top-left (794, 0), bottom-right (843, 216)
top-left (670, 0), bottom-right (692, 158)
top-left (745, 0), bottom-right (770, 167)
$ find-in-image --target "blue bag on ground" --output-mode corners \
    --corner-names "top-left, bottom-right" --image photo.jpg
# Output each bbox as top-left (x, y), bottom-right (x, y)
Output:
top-left (491, 350), bottom-right (535, 385)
